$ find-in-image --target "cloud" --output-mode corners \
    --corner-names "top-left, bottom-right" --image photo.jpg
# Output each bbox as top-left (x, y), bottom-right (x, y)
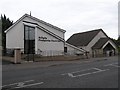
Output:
top-left (0, 0), bottom-right (119, 40)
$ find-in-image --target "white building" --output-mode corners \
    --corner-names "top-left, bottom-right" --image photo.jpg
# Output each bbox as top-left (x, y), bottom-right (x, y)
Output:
top-left (67, 29), bottom-right (118, 57)
top-left (5, 14), bottom-right (84, 56)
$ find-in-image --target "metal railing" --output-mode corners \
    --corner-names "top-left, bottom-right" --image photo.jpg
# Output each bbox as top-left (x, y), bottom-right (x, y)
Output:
top-left (36, 50), bottom-right (64, 56)
top-left (36, 50), bottom-right (84, 56)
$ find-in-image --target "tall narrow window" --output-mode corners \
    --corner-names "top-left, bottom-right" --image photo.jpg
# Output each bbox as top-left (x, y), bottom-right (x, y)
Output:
top-left (24, 25), bottom-right (35, 54)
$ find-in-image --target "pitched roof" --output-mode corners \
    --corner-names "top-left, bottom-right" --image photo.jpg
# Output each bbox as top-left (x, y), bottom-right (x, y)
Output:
top-left (66, 29), bottom-right (102, 47)
top-left (26, 14), bottom-right (66, 33)
top-left (23, 20), bottom-right (65, 42)
top-left (5, 14), bottom-right (66, 33)
top-left (92, 38), bottom-right (109, 49)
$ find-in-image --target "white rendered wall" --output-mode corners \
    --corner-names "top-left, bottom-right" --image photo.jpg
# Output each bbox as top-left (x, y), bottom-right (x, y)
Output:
top-left (6, 15), bottom-right (65, 56)
top-left (85, 31), bottom-right (107, 53)
top-left (36, 28), bottom-right (64, 56)
top-left (65, 43), bottom-right (84, 55)
top-left (6, 20), bottom-right (24, 51)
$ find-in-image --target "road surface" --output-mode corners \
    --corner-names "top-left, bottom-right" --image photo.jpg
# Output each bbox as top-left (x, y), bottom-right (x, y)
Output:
top-left (2, 56), bottom-right (119, 89)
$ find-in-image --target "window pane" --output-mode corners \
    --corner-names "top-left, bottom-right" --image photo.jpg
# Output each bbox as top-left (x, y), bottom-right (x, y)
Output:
top-left (25, 30), bottom-right (29, 40)
top-left (29, 27), bottom-right (35, 40)
top-left (25, 26), bottom-right (35, 40)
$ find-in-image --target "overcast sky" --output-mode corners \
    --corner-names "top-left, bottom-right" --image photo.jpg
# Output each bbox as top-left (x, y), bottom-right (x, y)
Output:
top-left (0, 0), bottom-right (119, 40)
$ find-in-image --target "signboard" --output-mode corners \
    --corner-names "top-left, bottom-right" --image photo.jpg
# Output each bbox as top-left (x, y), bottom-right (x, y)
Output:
top-left (38, 36), bottom-right (61, 42)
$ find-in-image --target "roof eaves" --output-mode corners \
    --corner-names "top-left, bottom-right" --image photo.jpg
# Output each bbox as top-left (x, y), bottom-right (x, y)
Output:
top-left (26, 14), bottom-right (66, 33)
top-left (65, 43), bottom-right (85, 52)
top-left (92, 38), bottom-right (109, 49)
top-left (73, 29), bottom-right (102, 35)
top-left (5, 14), bottom-right (66, 33)
top-left (67, 29), bottom-right (101, 46)
top-left (5, 14), bottom-right (28, 33)
top-left (23, 19), bottom-right (65, 42)
top-left (37, 25), bottom-right (65, 42)
top-left (101, 38), bottom-right (117, 49)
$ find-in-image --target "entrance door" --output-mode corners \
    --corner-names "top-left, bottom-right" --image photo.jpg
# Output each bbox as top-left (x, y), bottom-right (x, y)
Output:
top-left (103, 43), bottom-right (115, 56)
top-left (24, 25), bottom-right (35, 54)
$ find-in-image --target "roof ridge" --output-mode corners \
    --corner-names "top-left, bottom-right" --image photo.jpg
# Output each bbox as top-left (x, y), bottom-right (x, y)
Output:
top-left (66, 29), bottom-right (103, 47)
top-left (73, 29), bottom-right (102, 35)
top-left (5, 14), bottom-right (27, 33)
top-left (5, 13), bottom-right (66, 33)
top-left (25, 14), bottom-right (66, 33)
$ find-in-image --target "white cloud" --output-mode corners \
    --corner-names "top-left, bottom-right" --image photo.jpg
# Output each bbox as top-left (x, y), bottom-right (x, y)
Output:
top-left (0, 0), bottom-right (119, 40)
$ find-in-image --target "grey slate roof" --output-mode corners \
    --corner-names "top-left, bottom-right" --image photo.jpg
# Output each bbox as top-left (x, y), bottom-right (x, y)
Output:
top-left (92, 38), bottom-right (109, 49)
top-left (66, 29), bottom-right (102, 47)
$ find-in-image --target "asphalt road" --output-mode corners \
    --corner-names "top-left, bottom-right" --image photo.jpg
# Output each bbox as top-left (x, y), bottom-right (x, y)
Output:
top-left (2, 56), bottom-right (119, 89)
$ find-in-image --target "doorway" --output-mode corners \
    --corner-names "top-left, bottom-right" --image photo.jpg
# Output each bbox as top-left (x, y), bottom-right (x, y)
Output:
top-left (103, 43), bottom-right (115, 56)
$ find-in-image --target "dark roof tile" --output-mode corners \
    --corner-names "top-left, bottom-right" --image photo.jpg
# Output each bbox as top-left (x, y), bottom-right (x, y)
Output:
top-left (66, 29), bottom-right (102, 47)
top-left (92, 38), bottom-right (109, 49)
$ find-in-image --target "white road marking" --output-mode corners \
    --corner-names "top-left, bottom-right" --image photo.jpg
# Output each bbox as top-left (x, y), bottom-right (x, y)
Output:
top-left (61, 62), bottom-right (118, 76)
top-left (104, 63), bottom-right (120, 67)
top-left (74, 69), bottom-right (109, 77)
top-left (61, 67), bottom-right (110, 78)
top-left (2, 80), bottom-right (44, 89)
top-left (14, 82), bottom-right (44, 88)
top-left (61, 68), bottom-right (98, 75)
top-left (17, 82), bottom-right (25, 87)
top-left (110, 65), bottom-right (120, 68)
top-left (69, 69), bottom-right (109, 78)
top-left (69, 72), bottom-right (92, 78)
top-left (68, 73), bottom-right (74, 77)
top-left (2, 80), bottom-right (34, 88)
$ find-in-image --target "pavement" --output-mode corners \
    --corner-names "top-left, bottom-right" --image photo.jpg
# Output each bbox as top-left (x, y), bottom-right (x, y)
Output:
top-left (2, 56), bottom-right (117, 71)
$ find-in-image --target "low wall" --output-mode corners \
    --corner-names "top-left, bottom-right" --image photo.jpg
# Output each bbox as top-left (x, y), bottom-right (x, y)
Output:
top-left (22, 54), bottom-right (87, 62)
top-left (35, 56), bottom-right (86, 62)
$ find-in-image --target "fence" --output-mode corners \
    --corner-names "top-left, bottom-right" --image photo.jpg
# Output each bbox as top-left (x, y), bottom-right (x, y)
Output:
top-left (36, 50), bottom-right (64, 56)
top-left (36, 50), bottom-right (84, 56)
